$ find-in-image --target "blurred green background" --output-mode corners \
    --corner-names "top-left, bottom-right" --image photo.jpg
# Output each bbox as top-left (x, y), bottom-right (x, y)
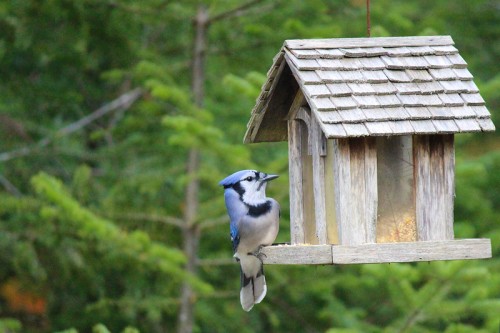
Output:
top-left (0, 0), bottom-right (499, 332)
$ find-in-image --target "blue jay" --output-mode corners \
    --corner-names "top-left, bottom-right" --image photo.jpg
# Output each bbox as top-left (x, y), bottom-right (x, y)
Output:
top-left (219, 170), bottom-right (280, 311)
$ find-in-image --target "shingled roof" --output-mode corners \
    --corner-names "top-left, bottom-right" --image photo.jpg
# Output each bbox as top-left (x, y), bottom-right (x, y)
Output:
top-left (244, 36), bottom-right (495, 143)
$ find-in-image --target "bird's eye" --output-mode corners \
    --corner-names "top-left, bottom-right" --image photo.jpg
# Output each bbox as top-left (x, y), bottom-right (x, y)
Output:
top-left (245, 176), bottom-right (253, 181)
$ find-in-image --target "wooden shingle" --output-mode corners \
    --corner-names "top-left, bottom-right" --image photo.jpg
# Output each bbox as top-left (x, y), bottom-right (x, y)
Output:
top-left (302, 84), bottom-right (331, 97)
top-left (342, 123), bottom-right (369, 136)
top-left (331, 96), bottom-right (358, 109)
top-left (432, 45), bottom-right (458, 55)
top-left (429, 68), bottom-right (456, 80)
top-left (411, 120), bottom-right (437, 133)
top-left (461, 93), bottom-right (485, 106)
top-left (454, 119), bottom-right (482, 132)
top-left (376, 94), bottom-right (401, 108)
top-left (439, 80), bottom-right (469, 93)
top-left (327, 83), bottom-right (352, 96)
top-left (348, 83), bottom-right (376, 96)
top-left (384, 69), bottom-right (412, 82)
top-left (406, 69), bottom-right (433, 82)
top-left (371, 82), bottom-right (398, 95)
top-left (296, 70), bottom-right (322, 84)
top-left (362, 70), bottom-right (389, 83)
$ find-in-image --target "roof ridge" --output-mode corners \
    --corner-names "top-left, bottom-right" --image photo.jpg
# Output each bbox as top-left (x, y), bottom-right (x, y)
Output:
top-left (285, 36), bottom-right (453, 50)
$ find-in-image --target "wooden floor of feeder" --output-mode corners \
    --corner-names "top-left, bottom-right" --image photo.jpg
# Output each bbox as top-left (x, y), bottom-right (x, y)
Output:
top-left (260, 239), bottom-right (492, 265)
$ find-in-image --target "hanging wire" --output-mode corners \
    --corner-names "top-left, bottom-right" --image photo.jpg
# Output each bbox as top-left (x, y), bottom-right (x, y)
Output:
top-left (366, 0), bottom-right (371, 37)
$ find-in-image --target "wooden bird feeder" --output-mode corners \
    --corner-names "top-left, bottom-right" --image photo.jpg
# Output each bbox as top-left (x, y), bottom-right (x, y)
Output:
top-left (244, 36), bottom-right (495, 265)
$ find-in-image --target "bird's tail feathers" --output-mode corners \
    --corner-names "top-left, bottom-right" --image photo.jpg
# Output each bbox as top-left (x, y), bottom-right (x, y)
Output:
top-left (239, 255), bottom-right (266, 312)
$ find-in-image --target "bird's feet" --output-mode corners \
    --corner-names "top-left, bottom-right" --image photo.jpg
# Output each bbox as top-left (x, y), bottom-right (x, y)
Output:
top-left (248, 245), bottom-right (267, 263)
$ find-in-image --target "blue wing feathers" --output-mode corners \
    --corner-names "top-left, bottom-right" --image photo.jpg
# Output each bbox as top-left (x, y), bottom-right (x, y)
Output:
top-left (230, 224), bottom-right (240, 253)
top-left (224, 190), bottom-right (247, 253)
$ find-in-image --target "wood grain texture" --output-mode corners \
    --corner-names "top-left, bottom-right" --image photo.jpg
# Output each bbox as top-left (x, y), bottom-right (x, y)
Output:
top-left (325, 139), bottom-right (339, 244)
top-left (414, 135), bottom-right (432, 241)
top-left (443, 135), bottom-right (455, 240)
top-left (295, 107), bottom-right (312, 155)
top-left (349, 138), bottom-right (369, 245)
top-left (288, 118), bottom-right (305, 244)
top-left (288, 92), bottom-right (307, 245)
top-left (311, 115), bottom-right (328, 244)
top-left (414, 135), bottom-right (455, 241)
top-left (261, 239), bottom-right (491, 265)
top-left (285, 36), bottom-right (454, 50)
top-left (332, 138), bottom-right (377, 245)
top-left (262, 244), bottom-right (333, 264)
top-left (429, 135), bottom-right (447, 239)
top-left (297, 108), bottom-right (317, 244)
top-left (332, 138), bottom-right (351, 245)
top-left (364, 138), bottom-right (378, 243)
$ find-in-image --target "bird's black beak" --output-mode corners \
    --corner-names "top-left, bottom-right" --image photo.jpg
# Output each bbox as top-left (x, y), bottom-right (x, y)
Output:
top-left (262, 174), bottom-right (279, 182)
top-left (257, 174), bottom-right (278, 191)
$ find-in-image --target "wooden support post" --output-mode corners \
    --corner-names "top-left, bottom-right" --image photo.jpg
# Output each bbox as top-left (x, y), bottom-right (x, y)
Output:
top-left (333, 138), bottom-right (377, 245)
top-left (325, 139), bottom-right (339, 244)
top-left (414, 135), bottom-right (454, 241)
top-left (288, 92), bottom-right (306, 244)
top-left (293, 106), bottom-right (316, 244)
top-left (311, 114), bottom-right (328, 244)
top-left (443, 134), bottom-right (455, 239)
top-left (333, 138), bottom-right (352, 245)
top-left (363, 137), bottom-right (377, 242)
top-left (288, 118), bottom-right (305, 244)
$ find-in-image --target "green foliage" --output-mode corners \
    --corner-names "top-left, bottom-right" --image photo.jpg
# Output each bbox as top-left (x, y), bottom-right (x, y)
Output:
top-left (0, 1), bottom-right (498, 332)
top-left (0, 318), bottom-right (21, 333)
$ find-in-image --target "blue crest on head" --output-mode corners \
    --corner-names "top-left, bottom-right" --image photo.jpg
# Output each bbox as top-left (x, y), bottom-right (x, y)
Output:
top-left (219, 170), bottom-right (256, 187)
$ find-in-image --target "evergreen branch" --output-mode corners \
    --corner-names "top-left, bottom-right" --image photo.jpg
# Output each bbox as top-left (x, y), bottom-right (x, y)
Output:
top-left (396, 281), bottom-right (453, 333)
top-left (0, 88), bottom-right (143, 163)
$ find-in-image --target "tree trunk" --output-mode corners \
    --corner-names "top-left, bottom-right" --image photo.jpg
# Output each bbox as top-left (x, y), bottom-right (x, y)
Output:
top-left (177, 5), bottom-right (208, 333)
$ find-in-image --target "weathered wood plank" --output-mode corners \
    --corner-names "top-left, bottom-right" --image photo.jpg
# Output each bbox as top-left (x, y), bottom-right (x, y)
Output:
top-left (261, 244), bottom-right (333, 264)
top-left (443, 135), bottom-right (455, 240)
top-left (415, 135), bottom-right (455, 241)
top-left (261, 239), bottom-right (492, 265)
top-left (295, 107), bottom-right (312, 155)
top-left (428, 135), bottom-right (447, 239)
top-left (365, 121), bottom-right (394, 135)
top-left (342, 123), bottom-right (369, 136)
top-left (288, 91), bottom-right (306, 245)
top-left (325, 139), bottom-right (339, 244)
top-left (285, 36), bottom-right (454, 50)
top-left (311, 115), bottom-right (328, 244)
top-left (349, 138), bottom-right (368, 245)
top-left (288, 118), bottom-right (305, 244)
top-left (330, 239), bottom-right (491, 264)
top-left (332, 138), bottom-right (351, 245)
top-left (332, 138), bottom-right (377, 245)
top-left (364, 138), bottom-right (378, 243)
top-left (477, 118), bottom-right (496, 131)
top-left (322, 123), bottom-right (348, 137)
top-left (298, 108), bottom-right (317, 244)
top-left (414, 135), bottom-right (432, 241)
